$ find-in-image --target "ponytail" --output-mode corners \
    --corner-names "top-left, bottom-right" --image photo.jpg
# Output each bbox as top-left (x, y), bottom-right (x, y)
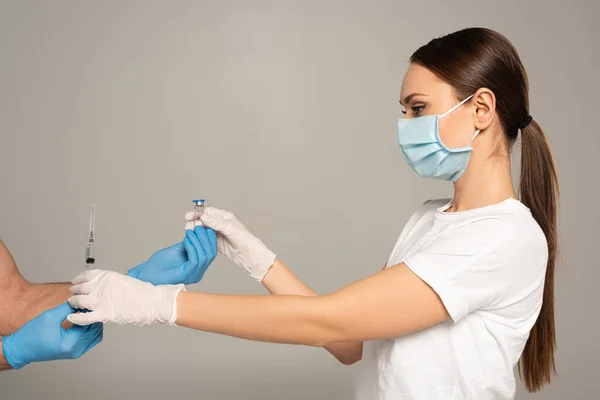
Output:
top-left (517, 119), bottom-right (559, 392)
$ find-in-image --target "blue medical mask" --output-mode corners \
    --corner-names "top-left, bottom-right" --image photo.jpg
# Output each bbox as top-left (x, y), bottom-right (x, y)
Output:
top-left (397, 95), bottom-right (479, 182)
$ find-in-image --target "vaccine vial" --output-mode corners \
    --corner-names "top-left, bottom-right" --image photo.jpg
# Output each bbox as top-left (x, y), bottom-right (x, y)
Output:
top-left (193, 199), bottom-right (206, 215)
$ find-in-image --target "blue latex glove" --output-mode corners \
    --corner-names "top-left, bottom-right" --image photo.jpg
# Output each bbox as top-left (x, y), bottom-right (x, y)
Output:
top-left (2, 302), bottom-right (103, 370)
top-left (127, 226), bottom-right (217, 285)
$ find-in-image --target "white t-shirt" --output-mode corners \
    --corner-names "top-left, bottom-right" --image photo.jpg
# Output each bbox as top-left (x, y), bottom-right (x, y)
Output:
top-left (355, 198), bottom-right (548, 400)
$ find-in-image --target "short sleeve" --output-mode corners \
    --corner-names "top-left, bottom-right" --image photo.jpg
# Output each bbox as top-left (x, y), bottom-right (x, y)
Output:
top-left (403, 218), bottom-right (523, 323)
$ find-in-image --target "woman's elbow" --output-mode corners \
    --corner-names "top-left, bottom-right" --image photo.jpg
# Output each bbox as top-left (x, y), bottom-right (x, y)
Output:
top-left (337, 353), bottom-right (362, 366)
top-left (322, 342), bottom-right (363, 366)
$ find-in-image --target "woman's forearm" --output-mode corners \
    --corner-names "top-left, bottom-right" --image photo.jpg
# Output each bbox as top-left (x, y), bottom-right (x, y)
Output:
top-left (71, 261), bottom-right (446, 349)
top-left (176, 291), bottom-right (344, 347)
top-left (261, 259), bottom-right (363, 364)
top-left (174, 263), bottom-right (446, 348)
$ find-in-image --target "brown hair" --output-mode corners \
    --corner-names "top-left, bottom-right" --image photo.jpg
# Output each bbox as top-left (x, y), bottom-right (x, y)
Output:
top-left (410, 27), bottom-right (559, 392)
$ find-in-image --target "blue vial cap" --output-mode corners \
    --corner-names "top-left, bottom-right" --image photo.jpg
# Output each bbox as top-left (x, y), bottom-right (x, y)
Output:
top-left (192, 199), bottom-right (206, 204)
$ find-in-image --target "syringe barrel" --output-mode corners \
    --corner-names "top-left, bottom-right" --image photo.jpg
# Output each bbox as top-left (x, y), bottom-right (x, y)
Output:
top-left (85, 204), bottom-right (97, 269)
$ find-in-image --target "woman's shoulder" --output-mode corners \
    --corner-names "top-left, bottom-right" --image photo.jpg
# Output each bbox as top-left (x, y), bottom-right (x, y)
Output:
top-left (402, 198), bottom-right (452, 226)
top-left (413, 198), bottom-right (452, 216)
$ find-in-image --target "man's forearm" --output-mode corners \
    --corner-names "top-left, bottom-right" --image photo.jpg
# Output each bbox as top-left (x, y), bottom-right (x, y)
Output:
top-left (0, 240), bottom-right (72, 335)
top-left (0, 340), bottom-right (12, 371)
top-left (0, 283), bottom-right (71, 336)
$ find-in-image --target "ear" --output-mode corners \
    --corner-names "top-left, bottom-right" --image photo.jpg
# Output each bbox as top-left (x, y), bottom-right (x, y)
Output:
top-left (472, 88), bottom-right (496, 131)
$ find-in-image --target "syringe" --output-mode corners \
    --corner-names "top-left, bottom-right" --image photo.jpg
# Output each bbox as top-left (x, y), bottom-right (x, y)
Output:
top-left (84, 204), bottom-right (96, 269)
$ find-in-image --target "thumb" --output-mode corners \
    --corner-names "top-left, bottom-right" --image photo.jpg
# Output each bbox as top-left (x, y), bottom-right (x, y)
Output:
top-left (127, 262), bottom-right (146, 278)
top-left (204, 207), bottom-right (235, 220)
top-left (47, 302), bottom-right (77, 321)
top-left (199, 211), bottom-right (229, 231)
top-left (72, 269), bottom-right (105, 285)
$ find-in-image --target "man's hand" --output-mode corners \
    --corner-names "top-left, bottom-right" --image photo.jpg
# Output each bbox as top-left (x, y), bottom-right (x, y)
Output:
top-left (1, 302), bottom-right (103, 370)
top-left (127, 227), bottom-right (217, 285)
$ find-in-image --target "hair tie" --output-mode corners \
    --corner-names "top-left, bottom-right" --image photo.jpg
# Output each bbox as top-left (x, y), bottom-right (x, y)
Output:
top-left (519, 115), bottom-right (533, 130)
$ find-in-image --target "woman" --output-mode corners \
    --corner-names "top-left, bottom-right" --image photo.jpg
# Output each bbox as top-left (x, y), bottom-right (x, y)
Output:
top-left (67, 27), bottom-right (559, 399)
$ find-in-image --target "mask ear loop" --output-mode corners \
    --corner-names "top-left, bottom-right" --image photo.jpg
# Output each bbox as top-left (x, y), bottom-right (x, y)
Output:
top-left (440, 94), bottom-right (480, 148)
top-left (468, 129), bottom-right (481, 146)
top-left (440, 94), bottom-right (474, 118)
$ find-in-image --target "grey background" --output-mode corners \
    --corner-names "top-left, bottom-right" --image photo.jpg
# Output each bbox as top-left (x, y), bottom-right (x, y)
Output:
top-left (0, 0), bottom-right (598, 399)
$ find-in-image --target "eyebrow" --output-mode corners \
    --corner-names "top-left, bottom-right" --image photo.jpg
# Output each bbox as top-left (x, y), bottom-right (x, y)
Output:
top-left (399, 92), bottom-right (429, 106)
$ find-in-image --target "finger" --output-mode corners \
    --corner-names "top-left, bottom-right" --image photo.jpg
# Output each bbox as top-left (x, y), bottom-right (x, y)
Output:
top-left (185, 221), bottom-right (195, 231)
top-left (183, 237), bottom-right (198, 266)
top-left (70, 281), bottom-right (96, 295)
top-left (68, 295), bottom-right (97, 311)
top-left (206, 228), bottom-right (217, 259)
top-left (84, 325), bottom-right (104, 353)
top-left (61, 318), bottom-right (74, 330)
top-left (194, 226), bottom-right (211, 261)
top-left (185, 230), bottom-right (202, 265)
top-left (68, 320), bottom-right (98, 334)
top-left (184, 210), bottom-right (204, 221)
top-left (84, 322), bottom-right (104, 337)
top-left (90, 322), bottom-right (104, 332)
top-left (71, 269), bottom-right (104, 285)
top-left (67, 311), bottom-right (101, 326)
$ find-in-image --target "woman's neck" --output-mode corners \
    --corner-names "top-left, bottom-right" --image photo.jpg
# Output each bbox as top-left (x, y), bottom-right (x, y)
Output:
top-left (448, 157), bottom-right (517, 213)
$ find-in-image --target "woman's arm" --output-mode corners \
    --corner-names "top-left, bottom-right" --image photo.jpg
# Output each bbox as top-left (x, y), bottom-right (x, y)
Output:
top-left (261, 259), bottom-right (365, 365)
top-left (185, 206), bottom-right (390, 363)
top-left (176, 261), bottom-right (449, 346)
top-left (67, 262), bottom-right (449, 346)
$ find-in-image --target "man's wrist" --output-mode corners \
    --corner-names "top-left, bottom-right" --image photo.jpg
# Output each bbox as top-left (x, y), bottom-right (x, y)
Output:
top-left (1, 334), bottom-right (27, 370)
top-left (1, 283), bottom-right (71, 336)
top-left (0, 275), bottom-right (31, 307)
top-left (0, 278), bottom-right (32, 336)
top-left (0, 339), bottom-right (14, 371)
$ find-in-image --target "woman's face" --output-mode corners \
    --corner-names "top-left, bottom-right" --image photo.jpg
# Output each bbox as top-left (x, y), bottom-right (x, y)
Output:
top-left (399, 64), bottom-right (477, 150)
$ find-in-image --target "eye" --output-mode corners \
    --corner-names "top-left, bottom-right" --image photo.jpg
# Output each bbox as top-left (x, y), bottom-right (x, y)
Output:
top-left (401, 108), bottom-right (407, 115)
top-left (412, 105), bottom-right (426, 116)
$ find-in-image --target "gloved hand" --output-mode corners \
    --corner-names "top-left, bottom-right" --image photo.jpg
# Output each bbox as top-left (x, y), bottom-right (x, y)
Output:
top-left (185, 207), bottom-right (276, 282)
top-left (127, 226), bottom-right (217, 285)
top-left (2, 302), bottom-right (103, 370)
top-left (67, 269), bottom-right (185, 326)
